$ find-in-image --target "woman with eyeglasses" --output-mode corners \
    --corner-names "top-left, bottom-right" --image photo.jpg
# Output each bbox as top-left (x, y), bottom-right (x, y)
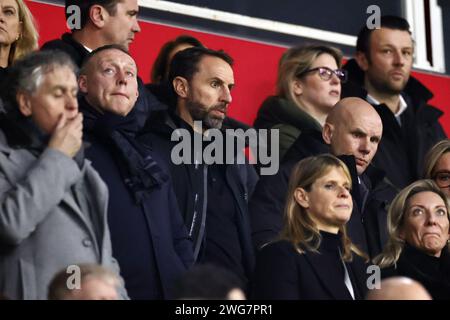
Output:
top-left (423, 139), bottom-right (450, 197)
top-left (374, 180), bottom-right (450, 299)
top-left (252, 154), bottom-right (368, 300)
top-left (254, 44), bottom-right (346, 160)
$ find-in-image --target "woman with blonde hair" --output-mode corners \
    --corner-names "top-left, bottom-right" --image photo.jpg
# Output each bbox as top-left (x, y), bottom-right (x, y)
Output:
top-left (0, 0), bottom-right (38, 68)
top-left (253, 44), bottom-right (346, 159)
top-left (423, 139), bottom-right (450, 197)
top-left (374, 179), bottom-right (450, 299)
top-left (252, 154), bottom-right (368, 299)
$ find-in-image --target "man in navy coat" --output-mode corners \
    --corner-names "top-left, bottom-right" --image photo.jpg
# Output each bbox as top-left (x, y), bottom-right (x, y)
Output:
top-left (77, 44), bottom-right (193, 299)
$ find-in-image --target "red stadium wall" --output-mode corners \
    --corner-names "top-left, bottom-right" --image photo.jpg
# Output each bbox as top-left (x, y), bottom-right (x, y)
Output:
top-left (26, 1), bottom-right (450, 135)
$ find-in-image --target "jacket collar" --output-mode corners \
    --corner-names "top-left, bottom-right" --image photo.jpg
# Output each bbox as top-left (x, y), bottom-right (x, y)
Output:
top-left (400, 243), bottom-right (450, 273)
top-left (143, 108), bottom-right (191, 138)
top-left (362, 163), bottom-right (387, 190)
top-left (302, 233), bottom-right (356, 300)
top-left (60, 33), bottom-right (90, 66)
top-left (144, 107), bottom-right (250, 146)
top-left (303, 232), bottom-right (367, 300)
top-left (343, 59), bottom-right (435, 106)
top-left (282, 129), bottom-right (330, 165)
top-left (255, 96), bottom-right (323, 132)
top-left (304, 254), bottom-right (346, 299)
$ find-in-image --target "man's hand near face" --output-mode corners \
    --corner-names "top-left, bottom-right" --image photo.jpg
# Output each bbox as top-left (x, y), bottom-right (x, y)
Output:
top-left (48, 112), bottom-right (83, 158)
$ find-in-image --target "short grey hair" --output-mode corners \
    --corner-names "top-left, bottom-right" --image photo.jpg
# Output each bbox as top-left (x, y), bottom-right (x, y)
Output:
top-left (3, 50), bottom-right (78, 110)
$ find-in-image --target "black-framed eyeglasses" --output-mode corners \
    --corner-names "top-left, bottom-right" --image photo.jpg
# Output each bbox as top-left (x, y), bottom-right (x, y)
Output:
top-left (433, 171), bottom-right (450, 189)
top-left (298, 67), bottom-right (348, 83)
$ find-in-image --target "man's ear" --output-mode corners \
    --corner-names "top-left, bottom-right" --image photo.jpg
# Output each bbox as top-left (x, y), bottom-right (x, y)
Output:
top-left (322, 122), bottom-right (334, 144)
top-left (16, 91), bottom-right (32, 117)
top-left (78, 75), bottom-right (88, 94)
top-left (294, 187), bottom-right (309, 209)
top-left (355, 51), bottom-right (369, 72)
top-left (173, 76), bottom-right (189, 98)
top-left (89, 5), bottom-right (107, 28)
top-left (292, 79), bottom-right (303, 96)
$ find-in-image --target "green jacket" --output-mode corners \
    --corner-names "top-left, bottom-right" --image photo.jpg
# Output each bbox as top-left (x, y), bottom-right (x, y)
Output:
top-left (253, 96), bottom-right (322, 160)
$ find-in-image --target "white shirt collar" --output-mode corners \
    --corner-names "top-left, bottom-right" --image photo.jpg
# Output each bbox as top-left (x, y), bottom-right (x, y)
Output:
top-left (366, 94), bottom-right (408, 125)
top-left (82, 45), bottom-right (93, 53)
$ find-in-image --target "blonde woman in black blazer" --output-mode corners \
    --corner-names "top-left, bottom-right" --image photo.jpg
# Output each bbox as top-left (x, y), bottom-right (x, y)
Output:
top-left (252, 154), bottom-right (368, 300)
top-left (374, 180), bottom-right (450, 299)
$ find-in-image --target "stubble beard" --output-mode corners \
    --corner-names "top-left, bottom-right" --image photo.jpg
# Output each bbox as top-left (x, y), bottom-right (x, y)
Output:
top-left (367, 62), bottom-right (409, 96)
top-left (186, 98), bottom-right (227, 129)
